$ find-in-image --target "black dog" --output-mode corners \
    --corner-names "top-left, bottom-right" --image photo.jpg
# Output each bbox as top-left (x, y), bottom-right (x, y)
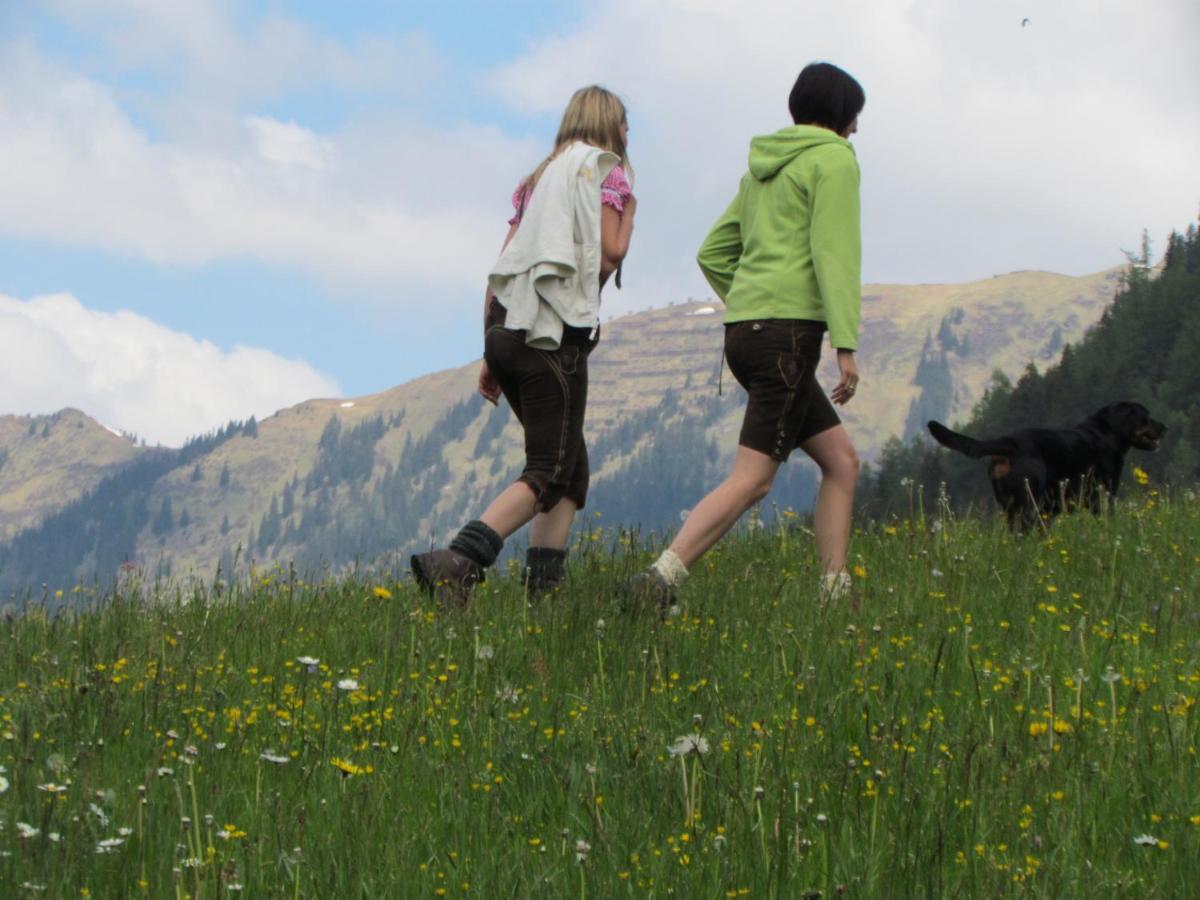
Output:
top-left (927, 402), bottom-right (1166, 530)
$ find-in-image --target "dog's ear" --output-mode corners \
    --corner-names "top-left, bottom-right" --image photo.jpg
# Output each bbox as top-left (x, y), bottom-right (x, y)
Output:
top-left (1099, 402), bottom-right (1149, 437)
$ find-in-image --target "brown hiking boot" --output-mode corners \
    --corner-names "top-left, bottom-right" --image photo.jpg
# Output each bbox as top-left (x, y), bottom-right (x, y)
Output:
top-left (410, 549), bottom-right (484, 608)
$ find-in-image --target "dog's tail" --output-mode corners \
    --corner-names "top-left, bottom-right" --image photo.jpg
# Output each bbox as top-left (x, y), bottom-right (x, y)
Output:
top-left (926, 421), bottom-right (1018, 459)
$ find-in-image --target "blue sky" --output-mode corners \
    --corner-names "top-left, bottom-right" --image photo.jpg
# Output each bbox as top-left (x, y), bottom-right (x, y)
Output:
top-left (1, 1), bottom-right (1197, 444)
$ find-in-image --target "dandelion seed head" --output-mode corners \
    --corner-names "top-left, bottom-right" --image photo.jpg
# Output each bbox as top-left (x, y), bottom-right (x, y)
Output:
top-left (668, 734), bottom-right (710, 757)
top-left (45, 753), bottom-right (67, 774)
top-left (575, 838), bottom-right (592, 862)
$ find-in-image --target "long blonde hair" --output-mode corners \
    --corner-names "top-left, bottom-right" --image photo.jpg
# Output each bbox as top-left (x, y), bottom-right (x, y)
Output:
top-left (521, 85), bottom-right (632, 200)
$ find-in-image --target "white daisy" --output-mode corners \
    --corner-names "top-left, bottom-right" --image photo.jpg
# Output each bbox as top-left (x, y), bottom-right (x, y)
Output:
top-left (16, 822), bottom-right (40, 839)
top-left (337, 678), bottom-right (359, 691)
top-left (259, 750), bottom-right (290, 765)
top-left (95, 837), bottom-right (125, 854)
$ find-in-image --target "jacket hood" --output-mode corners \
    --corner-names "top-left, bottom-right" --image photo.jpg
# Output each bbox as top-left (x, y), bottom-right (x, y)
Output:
top-left (747, 125), bottom-right (851, 180)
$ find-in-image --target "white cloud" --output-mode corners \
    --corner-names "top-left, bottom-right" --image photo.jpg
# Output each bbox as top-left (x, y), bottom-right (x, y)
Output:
top-left (1, 0), bottom-right (1196, 339)
top-left (0, 39), bottom-right (535, 296)
top-left (246, 116), bottom-right (334, 170)
top-left (41, 0), bottom-right (443, 104)
top-left (0, 292), bottom-right (339, 447)
top-left (486, 0), bottom-right (1200, 313)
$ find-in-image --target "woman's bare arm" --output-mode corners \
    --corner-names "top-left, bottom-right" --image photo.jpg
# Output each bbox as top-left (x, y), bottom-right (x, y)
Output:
top-left (600, 195), bottom-right (637, 283)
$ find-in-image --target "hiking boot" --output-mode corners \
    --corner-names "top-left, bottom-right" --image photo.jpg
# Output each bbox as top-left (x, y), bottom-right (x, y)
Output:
top-left (410, 549), bottom-right (484, 608)
top-left (620, 569), bottom-right (677, 615)
top-left (524, 547), bottom-right (567, 599)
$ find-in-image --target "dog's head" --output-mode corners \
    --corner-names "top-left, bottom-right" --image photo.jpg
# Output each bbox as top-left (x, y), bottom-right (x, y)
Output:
top-left (1091, 401), bottom-right (1167, 451)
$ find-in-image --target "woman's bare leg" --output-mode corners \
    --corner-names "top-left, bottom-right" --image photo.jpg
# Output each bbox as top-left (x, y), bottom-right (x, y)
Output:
top-left (798, 425), bottom-right (859, 574)
top-left (668, 446), bottom-right (781, 568)
top-left (479, 482), bottom-right (539, 540)
top-left (529, 499), bottom-right (578, 549)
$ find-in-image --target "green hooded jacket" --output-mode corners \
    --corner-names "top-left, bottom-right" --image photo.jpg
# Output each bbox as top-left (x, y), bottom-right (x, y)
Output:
top-left (697, 125), bottom-right (861, 350)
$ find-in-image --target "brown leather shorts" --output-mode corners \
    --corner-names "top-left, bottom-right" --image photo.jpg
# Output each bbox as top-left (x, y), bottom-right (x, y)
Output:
top-left (484, 300), bottom-right (597, 510)
top-left (724, 318), bottom-right (840, 462)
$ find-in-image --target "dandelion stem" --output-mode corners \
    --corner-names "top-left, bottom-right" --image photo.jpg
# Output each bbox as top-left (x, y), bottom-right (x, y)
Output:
top-left (595, 636), bottom-right (606, 705)
top-left (680, 754), bottom-right (691, 828)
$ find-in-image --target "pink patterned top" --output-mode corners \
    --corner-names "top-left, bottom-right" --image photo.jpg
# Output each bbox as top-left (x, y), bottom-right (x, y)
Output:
top-left (508, 165), bottom-right (632, 225)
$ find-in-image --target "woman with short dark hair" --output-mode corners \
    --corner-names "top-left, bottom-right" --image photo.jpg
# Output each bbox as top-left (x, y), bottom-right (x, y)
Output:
top-left (633, 62), bottom-right (865, 607)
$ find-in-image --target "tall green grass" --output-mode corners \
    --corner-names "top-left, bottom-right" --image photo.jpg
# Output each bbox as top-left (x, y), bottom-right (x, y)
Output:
top-left (2, 485), bottom-right (1198, 897)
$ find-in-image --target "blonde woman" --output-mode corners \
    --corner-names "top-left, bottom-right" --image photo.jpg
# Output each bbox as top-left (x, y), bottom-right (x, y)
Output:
top-left (412, 86), bottom-right (636, 604)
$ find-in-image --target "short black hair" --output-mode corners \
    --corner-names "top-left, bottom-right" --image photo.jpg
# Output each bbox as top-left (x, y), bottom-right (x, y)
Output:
top-left (788, 62), bottom-right (865, 134)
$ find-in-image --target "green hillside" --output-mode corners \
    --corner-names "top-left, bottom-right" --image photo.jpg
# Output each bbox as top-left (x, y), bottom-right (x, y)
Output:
top-left (1, 492), bottom-right (1197, 895)
top-left (0, 409), bottom-right (146, 540)
top-left (858, 222), bottom-right (1200, 519)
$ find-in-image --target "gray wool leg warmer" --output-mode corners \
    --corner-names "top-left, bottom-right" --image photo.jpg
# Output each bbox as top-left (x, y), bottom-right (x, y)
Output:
top-left (449, 520), bottom-right (504, 569)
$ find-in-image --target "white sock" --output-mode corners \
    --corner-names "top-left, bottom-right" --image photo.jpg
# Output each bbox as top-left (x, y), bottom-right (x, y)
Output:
top-left (821, 571), bottom-right (852, 600)
top-left (651, 549), bottom-right (689, 588)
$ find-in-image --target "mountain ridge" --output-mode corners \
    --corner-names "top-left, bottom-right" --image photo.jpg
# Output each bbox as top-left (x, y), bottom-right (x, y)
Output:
top-left (0, 265), bottom-right (1127, 598)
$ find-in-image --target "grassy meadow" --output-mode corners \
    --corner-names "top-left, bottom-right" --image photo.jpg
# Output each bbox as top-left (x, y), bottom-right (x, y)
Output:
top-left (2, 482), bottom-right (1199, 898)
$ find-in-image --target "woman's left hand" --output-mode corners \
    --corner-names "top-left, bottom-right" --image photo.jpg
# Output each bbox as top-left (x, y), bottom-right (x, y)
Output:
top-left (831, 349), bottom-right (859, 405)
top-left (478, 360), bottom-right (501, 406)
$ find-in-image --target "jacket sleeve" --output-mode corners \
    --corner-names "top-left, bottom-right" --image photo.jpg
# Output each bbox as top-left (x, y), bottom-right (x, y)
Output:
top-left (810, 151), bottom-right (862, 350)
top-left (696, 183), bottom-right (745, 301)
